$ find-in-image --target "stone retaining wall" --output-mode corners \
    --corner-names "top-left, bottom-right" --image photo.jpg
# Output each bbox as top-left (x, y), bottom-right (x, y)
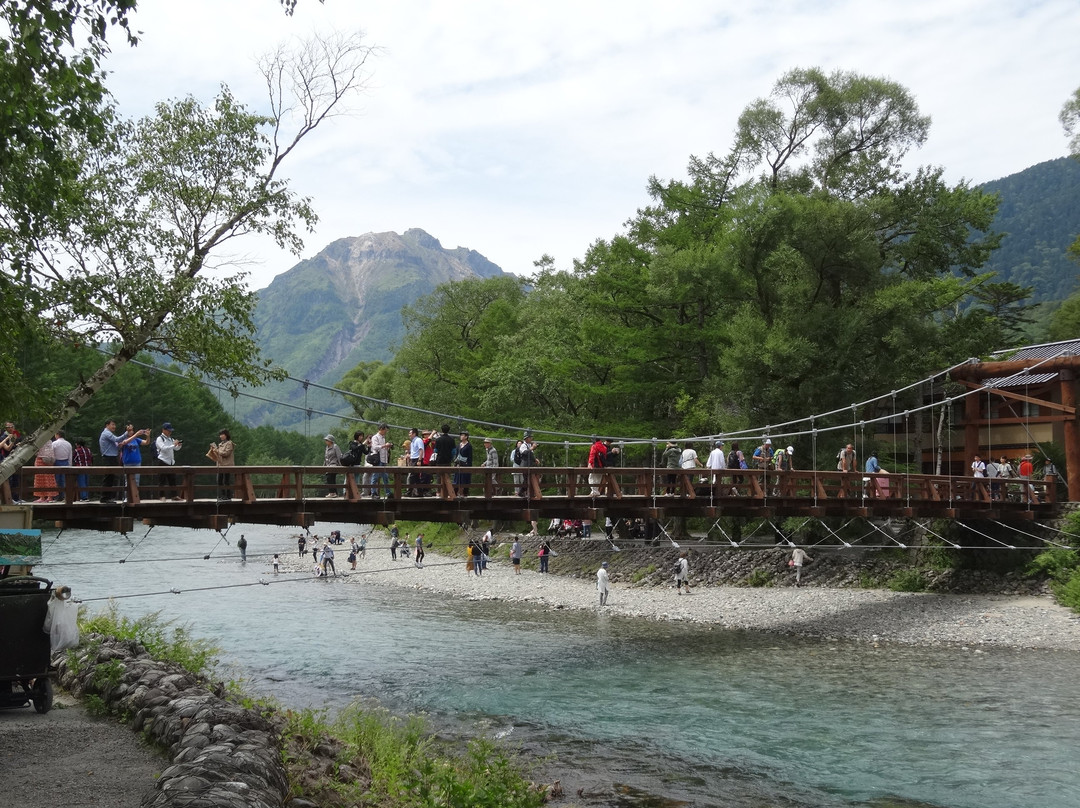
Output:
top-left (57, 636), bottom-right (289, 808)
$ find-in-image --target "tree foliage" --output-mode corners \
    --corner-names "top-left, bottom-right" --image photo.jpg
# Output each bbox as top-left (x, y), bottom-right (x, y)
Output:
top-left (342, 68), bottom-right (1026, 453)
top-left (1, 28), bottom-right (375, 483)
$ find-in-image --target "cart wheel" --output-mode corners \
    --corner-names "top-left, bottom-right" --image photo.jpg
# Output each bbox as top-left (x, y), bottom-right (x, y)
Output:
top-left (32, 678), bottom-right (53, 714)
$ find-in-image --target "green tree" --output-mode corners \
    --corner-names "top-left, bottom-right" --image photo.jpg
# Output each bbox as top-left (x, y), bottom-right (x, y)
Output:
top-left (1, 32), bottom-right (375, 484)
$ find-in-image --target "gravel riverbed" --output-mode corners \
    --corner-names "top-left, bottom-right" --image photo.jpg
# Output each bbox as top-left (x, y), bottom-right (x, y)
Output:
top-left (282, 533), bottom-right (1080, 652)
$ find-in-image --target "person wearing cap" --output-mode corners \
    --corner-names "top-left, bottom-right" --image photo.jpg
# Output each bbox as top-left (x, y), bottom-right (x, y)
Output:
top-left (588, 436), bottom-right (609, 496)
top-left (1018, 453), bottom-right (1037, 503)
top-left (771, 445), bottom-right (795, 496)
top-left (480, 437), bottom-right (499, 468)
top-left (752, 438), bottom-right (774, 470)
top-left (323, 434), bottom-right (342, 497)
top-left (705, 440), bottom-right (727, 486)
top-left (155, 422), bottom-right (183, 500)
top-left (596, 561), bottom-right (610, 606)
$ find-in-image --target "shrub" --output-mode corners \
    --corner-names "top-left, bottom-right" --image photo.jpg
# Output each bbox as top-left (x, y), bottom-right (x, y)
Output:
top-left (1025, 548), bottom-right (1079, 581)
top-left (1052, 568), bottom-right (1080, 612)
top-left (79, 603), bottom-right (220, 678)
top-left (887, 569), bottom-right (928, 592)
top-left (744, 569), bottom-right (773, 587)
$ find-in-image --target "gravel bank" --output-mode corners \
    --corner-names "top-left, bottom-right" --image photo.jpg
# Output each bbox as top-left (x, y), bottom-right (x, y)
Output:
top-left (283, 535), bottom-right (1080, 651)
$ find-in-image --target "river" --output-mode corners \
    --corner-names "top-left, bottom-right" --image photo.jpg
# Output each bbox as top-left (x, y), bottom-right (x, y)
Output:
top-left (36, 522), bottom-right (1080, 808)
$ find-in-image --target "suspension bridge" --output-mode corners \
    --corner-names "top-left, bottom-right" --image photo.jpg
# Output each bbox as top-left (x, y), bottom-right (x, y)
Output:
top-left (3, 462), bottom-right (1056, 535)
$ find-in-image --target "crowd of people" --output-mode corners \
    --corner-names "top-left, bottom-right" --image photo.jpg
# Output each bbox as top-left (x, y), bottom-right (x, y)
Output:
top-left (0, 417), bottom-right (1059, 506)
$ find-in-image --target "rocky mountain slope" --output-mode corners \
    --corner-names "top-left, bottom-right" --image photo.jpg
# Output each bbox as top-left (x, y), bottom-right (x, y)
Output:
top-left (239, 228), bottom-right (507, 429)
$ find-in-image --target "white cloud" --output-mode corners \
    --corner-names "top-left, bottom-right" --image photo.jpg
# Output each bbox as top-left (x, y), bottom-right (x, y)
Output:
top-left (103, 0), bottom-right (1080, 285)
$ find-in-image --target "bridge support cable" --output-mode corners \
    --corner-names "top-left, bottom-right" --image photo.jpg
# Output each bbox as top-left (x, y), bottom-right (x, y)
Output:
top-left (957, 521), bottom-right (1016, 550)
top-left (919, 520), bottom-right (962, 549)
top-left (121, 524), bottom-right (155, 564)
top-left (813, 518), bottom-right (858, 548)
top-left (1001, 519), bottom-right (1078, 549)
top-left (768, 520), bottom-right (795, 548)
top-left (863, 519), bottom-right (908, 549)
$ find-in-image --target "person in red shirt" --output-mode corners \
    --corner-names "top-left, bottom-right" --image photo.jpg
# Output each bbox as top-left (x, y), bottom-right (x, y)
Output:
top-left (72, 438), bottom-right (94, 502)
top-left (1018, 454), bottom-right (1038, 504)
top-left (587, 437), bottom-right (608, 497)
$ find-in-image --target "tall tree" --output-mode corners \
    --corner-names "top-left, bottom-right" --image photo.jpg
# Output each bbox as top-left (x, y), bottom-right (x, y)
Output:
top-left (0, 32), bottom-right (375, 483)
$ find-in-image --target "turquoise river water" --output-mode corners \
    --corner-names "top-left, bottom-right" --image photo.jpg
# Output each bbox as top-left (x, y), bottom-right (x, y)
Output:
top-left (36, 522), bottom-right (1080, 808)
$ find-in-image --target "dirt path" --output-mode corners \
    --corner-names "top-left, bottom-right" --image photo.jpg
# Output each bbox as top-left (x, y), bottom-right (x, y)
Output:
top-left (0, 692), bottom-right (162, 808)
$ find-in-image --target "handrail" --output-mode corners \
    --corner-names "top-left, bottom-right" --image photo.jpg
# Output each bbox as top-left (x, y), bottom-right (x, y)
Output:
top-left (1, 464), bottom-right (1055, 507)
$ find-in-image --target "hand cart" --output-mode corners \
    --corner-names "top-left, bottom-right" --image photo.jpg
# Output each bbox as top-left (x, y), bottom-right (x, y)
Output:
top-left (0, 576), bottom-right (56, 714)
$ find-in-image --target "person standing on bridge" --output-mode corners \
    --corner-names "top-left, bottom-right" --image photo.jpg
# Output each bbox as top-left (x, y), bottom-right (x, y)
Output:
top-left (155, 423), bottom-right (183, 501)
top-left (406, 428), bottom-right (425, 496)
top-left (323, 434), bottom-right (342, 497)
top-left (453, 431), bottom-right (473, 498)
top-left (209, 429), bottom-right (235, 501)
top-left (588, 436), bottom-right (609, 497)
top-left (73, 438), bottom-right (93, 502)
top-left (517, 435), bottom-right (536, 497)
top-left (661, 441), bottom-right (681, 495)
top-left (837, 443), bottom-right (857, 473)
top-left (98, 419), bottom-right (122, 503)
top-left (370, 423), bottom-right (391, 498)
top-left (705, 440), bottom-right (726, 485)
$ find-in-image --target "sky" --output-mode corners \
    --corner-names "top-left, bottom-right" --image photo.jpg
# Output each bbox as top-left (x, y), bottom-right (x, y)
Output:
top-left (102, 0), bottom-right (1080, 289)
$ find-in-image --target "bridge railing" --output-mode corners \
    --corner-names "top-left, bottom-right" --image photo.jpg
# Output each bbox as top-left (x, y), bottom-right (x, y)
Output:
top-left (1, 464), bottom-right (1055, 506)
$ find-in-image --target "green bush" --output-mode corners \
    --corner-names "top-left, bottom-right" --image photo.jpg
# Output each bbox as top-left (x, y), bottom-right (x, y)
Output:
top-left (1059, 510), bottom-right (1080, 548)
top-left (1025, 548), bottom-right (1079, 581)
top-left (79, 604), bottom-right (220, 678)
top-left (887, 569), bottom-right (928, 592)
top-left (744, 568), bottom-right (773, 587)
top-left (1052, 568), bottom-right (1080, 612)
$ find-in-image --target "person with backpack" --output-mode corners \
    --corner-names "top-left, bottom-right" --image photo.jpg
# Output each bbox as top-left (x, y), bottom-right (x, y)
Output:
top-left (674, 551), bottom-right (690, 595)
top-left (517, 435), bottom-right (536, 497)
top-left (661, 441), bottom-right (681, 495)
top-left (727, 441), bottom-right (746, 494)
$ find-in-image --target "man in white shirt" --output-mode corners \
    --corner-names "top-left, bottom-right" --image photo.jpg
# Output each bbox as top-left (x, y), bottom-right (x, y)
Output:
top-left (154, 422), bottom-right (183, 500)
top-left (679, 443), bottom-right (701, 470)
top-left (51, 430), bottom-right (73, 499)
top-left (369, 422), bottom-right (391, 498)
top-left (705, 440), bottom-right (726, 484)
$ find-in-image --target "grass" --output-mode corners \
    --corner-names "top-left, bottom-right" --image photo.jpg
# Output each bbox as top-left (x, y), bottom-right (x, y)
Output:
top-left (281, 702), bottom-right (546, 808)
top-left (79, 602), bottom-right (220, 677)
top-left (74, 606), bottom-right (546, 807)
top-left (887, 569), bottom-right (928, 592)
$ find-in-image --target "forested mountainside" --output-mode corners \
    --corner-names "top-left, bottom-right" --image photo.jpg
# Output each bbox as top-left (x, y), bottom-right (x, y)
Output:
top-left (979, 157), bottom-right (1080, 302)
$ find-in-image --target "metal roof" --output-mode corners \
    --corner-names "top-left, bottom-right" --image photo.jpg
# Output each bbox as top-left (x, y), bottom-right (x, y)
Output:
top-left (983, 339), bottom-right (1080, 387)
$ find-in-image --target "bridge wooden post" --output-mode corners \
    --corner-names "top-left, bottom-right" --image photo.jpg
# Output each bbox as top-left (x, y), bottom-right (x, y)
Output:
top-left (1061, 369), bottom-right (1080, 502)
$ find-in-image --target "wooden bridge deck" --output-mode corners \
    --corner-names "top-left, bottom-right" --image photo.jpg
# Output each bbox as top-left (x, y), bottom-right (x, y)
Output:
top-left (3, 465), bottom-right (1056, 533)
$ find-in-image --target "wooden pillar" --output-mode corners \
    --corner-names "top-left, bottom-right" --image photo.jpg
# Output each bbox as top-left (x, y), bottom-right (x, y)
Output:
top-left (1060, 369), bottom-right (1080, 502)
top-left (964, 388), bottom-right (981, 473)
